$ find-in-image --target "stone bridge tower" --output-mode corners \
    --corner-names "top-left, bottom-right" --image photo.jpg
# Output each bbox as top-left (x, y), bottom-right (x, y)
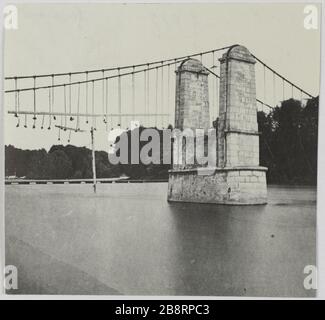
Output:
top-left (168, 45), bottom-right (267, 205)
top-left (174, 59), bottom-right (210, 131)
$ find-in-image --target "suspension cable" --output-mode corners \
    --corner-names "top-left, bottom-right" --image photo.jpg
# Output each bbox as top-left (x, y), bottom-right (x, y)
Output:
top-left (52, 75), bottom-right (56, 120)
top-left (118, 68), bottom-right (121, 126)
top-left (273, 72), bottom-right (276, 108)
top-left (143, 68), bottom-right (147, 127)
top-left (167, 64), bottom-right (170, 127)
top-left (32, 77), bottom-right (36, 129)
top-left (102, 70), bottom-right (105, 123)
top-left (76, 82), bottom-right (81, 132)
top-left (282, 78), bottom-right (285, 102)
top-left (5, 45), bottom-right (233, 80)
top-left (132, 66), bottom-right (135, 117)
top-left (64, 85), bottom-right (67, 128)
top-left (211, 52), bottom-right (214, 111)
top-left (251, 53), bottom-right (314, 98)
top-left (256, 98), bottom-right (273, 110)
top-left (161, 61), bottom-right (164, 127)
top-left (92, 80), bottom-right (96, 129)
top-left (8, 58), bottom-right (306, 120)
top-left (69, 73), bottom-right (73, 120)
top-left (41, 114), bottom-right (45, 130)
top-left (155, 67), bottom-right (158, 127)
top-left (5, 60), bottom-right (189, 93)
top-left (48, 87), bottom-right (52, 129)
top-left (14, 78), bottom-right (18, 116)
top-left (5, 46), bottom-right (315, 102)
top-left (16, 90), bottom-right (20, 127)
top-left (105, 77), bottom-right (109, 131)
top-left (147, 64), bottom-right (150, 127)
top-left (263, 65), bottom-right (266, 104)
top-left (86, 72), bottom-right (89, 124)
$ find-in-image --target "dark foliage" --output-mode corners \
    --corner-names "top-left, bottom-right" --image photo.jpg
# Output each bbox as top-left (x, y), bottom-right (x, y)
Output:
top-left (5, 144), bottom-right (121, 180)
top-left (258, 97), bottom-right (318, 185)
top-left (112, 126), bottom-right (172, 179)
top-left (5, 127), bottom-right (172, 180)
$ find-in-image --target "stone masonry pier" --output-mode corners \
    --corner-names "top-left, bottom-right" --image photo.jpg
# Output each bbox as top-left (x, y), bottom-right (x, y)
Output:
top-left (168, 45), bottom-right (268, 205)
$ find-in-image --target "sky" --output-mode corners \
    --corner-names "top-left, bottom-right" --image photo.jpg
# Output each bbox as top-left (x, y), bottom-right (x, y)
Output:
top-left (3, 2), bottom-right (321, 152)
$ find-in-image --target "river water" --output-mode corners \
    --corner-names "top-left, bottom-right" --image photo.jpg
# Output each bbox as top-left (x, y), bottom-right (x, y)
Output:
top-left (5, 183), bottom-right (316, 297)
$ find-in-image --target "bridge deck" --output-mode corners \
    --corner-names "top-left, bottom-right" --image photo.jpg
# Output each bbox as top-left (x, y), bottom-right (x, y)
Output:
top-left (5, 178), bottom-right (167, 185)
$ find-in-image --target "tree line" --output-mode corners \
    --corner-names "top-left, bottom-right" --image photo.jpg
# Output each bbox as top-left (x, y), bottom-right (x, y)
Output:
top-left (5, 97), bottom-right (318, 185)
top-left (258, 97), bottom-right (318, 185)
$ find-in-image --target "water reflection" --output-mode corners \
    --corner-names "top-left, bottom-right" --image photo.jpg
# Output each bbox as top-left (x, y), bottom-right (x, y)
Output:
top-left (167, 188), bottom-right (315, 297)
top-left (6, 184), bottom-right (316, 297)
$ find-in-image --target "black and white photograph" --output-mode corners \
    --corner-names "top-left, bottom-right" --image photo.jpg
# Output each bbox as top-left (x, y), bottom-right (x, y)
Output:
top-left (1, 1), bottom-right (322, 299)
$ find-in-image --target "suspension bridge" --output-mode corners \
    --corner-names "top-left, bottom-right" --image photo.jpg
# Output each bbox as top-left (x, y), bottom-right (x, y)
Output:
top-left (4, 44), bottom-right (314, 131)
top-left (4, 44), bottom-right (315, 203)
